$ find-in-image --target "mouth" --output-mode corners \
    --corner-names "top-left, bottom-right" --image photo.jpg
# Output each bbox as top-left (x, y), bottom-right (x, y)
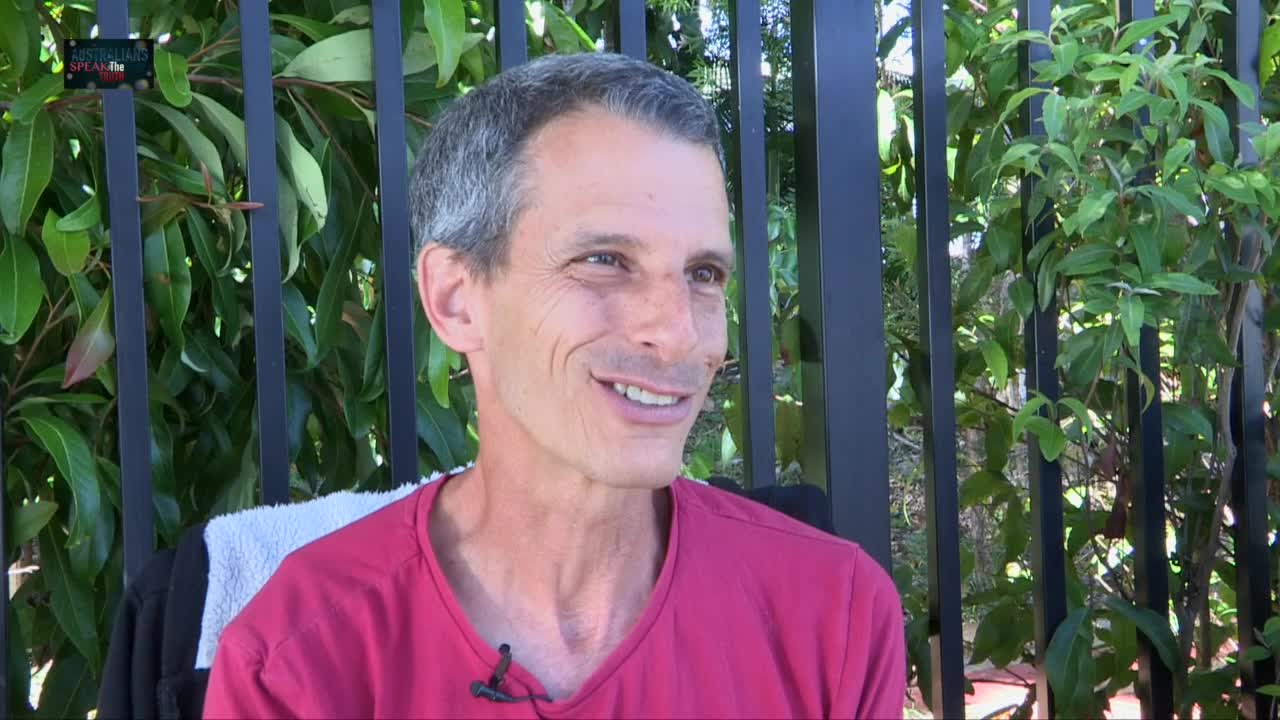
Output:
top-left (593, 377), bottom-right (696, 426)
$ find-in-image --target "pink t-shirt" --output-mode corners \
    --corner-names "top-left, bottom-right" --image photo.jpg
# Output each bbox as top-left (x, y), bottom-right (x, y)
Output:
top-left (203, 475), bottom-right (906, 719)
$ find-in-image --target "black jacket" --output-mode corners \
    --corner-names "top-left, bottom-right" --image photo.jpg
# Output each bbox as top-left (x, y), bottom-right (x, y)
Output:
top-left (98, 522), bottom-right (211, 720)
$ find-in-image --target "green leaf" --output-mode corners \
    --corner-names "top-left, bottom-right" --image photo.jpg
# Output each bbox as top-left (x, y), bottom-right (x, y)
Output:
top-left (1204, 69), bottom-right (1256, 111)
top-left (282, 283), bottom-right (319, 368)
top-left (37, 648), bottom-right (98, 720)
top-left (877, 90), bottom-right (896, 163)
top-left (0, 0), bottom-right (32, 77)
top-left (18, 411), bottom-right (103, 578)
top-left (41, 210), bottom-right (90, 276)
top-left (984, 412), bottom-right (1013, 472)
top-left (63, 288), bottom-right (115, 388)
top-left (144, 223), bottom-right (193, 347)
top-left (154, 47), bottom-right (193, 107)
top-left (56, 195), bottom-right (101, 233)
top-left (424, 0), bottom-right (467, 84)
top-left (1066, 192), bottom-right (1116, 238)
top-left (997, 87), bottom-right (1048, 129)
top-left (0, 235), bottom-right (43, 344)
top-left (185, 206), bottom-right (231, 278)
top-left (1118, 294), bottom-right (1144, 349)
top-left (1058, 397), bottom-right (1095, 435)
top-left (1043, 93), bottom-right (1065, 142)
top-left (315, 203), bottom-right (359, 356)
top-left (1046, 607), bottom-right (1091, 706)
top-left (1103, 596), bottom-right (1179, 672)
top-left (191, 92), bottom-right (247, 168)
top-left (1147, 185), bottom-right (1204, 222)
top-left (1194, 100), bottom-right (1232, 164)
top-left (279, 29), bottom-right (461, 82)
top-left (1163, 403), bottom-right (1214, 439)
top-left (1262, 22), bottom-right (1280, 87)
top-left (276, 117), bottom-right (328, 232)
top-left (1162, 138), bottom-right (1193, 182)
top-left (37, 527), bottom-right (100, 672)
top-left (1037, 422), bottom-right (1067, 462)
top-left (1148, 272), bottom-right (1218, 295)
top-left (960, 470), bottom-right (1010, 507)
top-left (10, 500), bottom-right (57, 549)
top-left (271, 14), bottom-right (344, 42)
top-left (9, 73), bottom-right (63, 124)
top-left (428, 326), bottom-right (451, 409)
top-left (0, 109), bottom-right (53, 236)
top-left (1009, 276), bottom-right (1034, 320)
top-left (1014, 394), bottom-right (1052, 439)
top-left (1115, 15), bottom-right (1177, 53)
top-left (544, 3), bottom-right (585, 54)
top-left (1259, 684), bottom-right (1280, 697)
top-left (1242, 646), bottom-right (1272, 663)
top-left (1057, 243), bottom-right (1115, 275)
top-left (1130, 224), bottom-right (1161, 279)
top-left (139, 99), bottom-right (225, 186)
top-left (277, 175), bottom-right (301, 283)
top-left (980, 339), bottom-right (1008, 388)
top-left (416, 392), bottom-right (467, 468)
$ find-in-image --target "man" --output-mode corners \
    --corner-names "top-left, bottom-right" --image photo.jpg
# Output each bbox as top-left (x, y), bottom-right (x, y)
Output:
top-left (203, 51), bottom-right (905, 719)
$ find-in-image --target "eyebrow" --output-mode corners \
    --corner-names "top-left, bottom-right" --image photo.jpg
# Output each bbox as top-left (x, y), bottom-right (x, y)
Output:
top-left (565, 231), bottom-right (737, 274)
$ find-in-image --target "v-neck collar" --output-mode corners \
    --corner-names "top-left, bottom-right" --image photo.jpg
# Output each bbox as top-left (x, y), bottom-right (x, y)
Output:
top-left (415, 472), bottom-right (684, 716)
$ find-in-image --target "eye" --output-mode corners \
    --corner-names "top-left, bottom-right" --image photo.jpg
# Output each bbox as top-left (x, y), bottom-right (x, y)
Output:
top-left (583, 253), bottom-right (621, 267)
top-left (691, 265), bottom-right (726, 285)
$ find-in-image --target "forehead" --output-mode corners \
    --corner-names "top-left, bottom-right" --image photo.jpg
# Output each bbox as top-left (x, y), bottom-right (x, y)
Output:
top-left (517, 107), bottom-right (731, 252)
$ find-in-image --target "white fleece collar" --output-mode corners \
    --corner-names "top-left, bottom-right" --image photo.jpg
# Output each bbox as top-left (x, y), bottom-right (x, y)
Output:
top-left (196, 465), bottom-right (472, 669)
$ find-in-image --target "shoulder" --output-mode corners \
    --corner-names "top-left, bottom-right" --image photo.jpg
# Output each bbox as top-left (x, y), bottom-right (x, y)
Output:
top-left (673, 477), bottom-right (896, 601)
top-left (215, 484), bottom-right (430, 661)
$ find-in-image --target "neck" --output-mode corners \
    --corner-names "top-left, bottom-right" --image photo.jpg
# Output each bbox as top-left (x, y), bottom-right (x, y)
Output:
top-left (429, 452), bottom-right (672, 654)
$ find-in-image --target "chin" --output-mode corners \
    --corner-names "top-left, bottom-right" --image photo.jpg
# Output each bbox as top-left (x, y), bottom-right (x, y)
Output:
top-left (589, 454), bottom-right (683, 489)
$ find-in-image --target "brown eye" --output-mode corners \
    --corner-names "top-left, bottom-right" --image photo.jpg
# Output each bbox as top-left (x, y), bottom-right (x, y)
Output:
top-left (692, 266), bottom-right (723, 284)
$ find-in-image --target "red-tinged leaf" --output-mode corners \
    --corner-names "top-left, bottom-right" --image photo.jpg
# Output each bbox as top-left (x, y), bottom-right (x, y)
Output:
top-left (201, 162), bottom-right (214, 200)
top-left (219, 201), bottom-right (264, 210)
top-left (63, 289), bottom-right (114, 388)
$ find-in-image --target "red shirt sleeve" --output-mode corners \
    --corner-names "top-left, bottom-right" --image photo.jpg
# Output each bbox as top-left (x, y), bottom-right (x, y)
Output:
top-left (203, 635), bottom-right (308, 720)
top-left (830, 548), bottom-right (907, 719)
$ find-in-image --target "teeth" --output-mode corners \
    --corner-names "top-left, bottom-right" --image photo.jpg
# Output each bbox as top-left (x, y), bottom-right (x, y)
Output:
top-left (611, 382), bottom-right (680, 406)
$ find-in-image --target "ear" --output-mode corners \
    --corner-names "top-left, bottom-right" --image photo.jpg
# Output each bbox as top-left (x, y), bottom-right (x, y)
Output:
top-left (416, 244), bottom-right (484, 354)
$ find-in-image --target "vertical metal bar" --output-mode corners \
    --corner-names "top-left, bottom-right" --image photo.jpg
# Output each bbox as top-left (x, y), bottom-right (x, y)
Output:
top-left (1224, 3), bottom-right (1273, 717)
top-left (726, 0), bottom-right (776, 490)
top-left (373, 0), bottom-right (419, 488)
top-left (495, 0), bottom-right (527, 70)
top-left (241, 0), bottom-right (290, 505)
top-left (1231, 285), bottom-right (1274, 720)
top-left (911, 0), bottom-right (963, 712)
top-left (1115, 1), bottom-right (1174, 716)
top-left (1126, 328), bottom-right (1174, 719)
top-left (616, 0), bottom-right (646, 60)
top-left (99, 0), bottom-right (153, 584)
top-left (791, 0), bottom-right (891, 569)
top-left (1017, 0), bottom-right (1066, 713)
top-left (0, 397), bottom-right (8, 719)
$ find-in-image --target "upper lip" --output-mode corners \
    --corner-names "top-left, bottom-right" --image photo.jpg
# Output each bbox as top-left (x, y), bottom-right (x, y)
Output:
top-left (594, 375), bottom-right (694, 398)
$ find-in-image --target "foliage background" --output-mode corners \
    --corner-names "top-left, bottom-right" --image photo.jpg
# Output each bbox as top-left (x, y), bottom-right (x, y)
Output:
top-left (1, 0), bottom-right (1280, 716)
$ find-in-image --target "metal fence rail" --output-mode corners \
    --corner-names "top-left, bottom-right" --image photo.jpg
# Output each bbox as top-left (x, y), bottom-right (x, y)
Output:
top-left (0, 1), bottom-right (1273, 718)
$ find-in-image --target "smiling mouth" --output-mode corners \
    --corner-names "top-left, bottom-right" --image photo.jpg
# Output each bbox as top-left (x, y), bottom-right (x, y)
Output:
top-left (596, 379), bottom-right (688, 407)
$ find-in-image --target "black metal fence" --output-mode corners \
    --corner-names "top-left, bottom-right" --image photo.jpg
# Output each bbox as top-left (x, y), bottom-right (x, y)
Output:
top-left (0, 0), bottom-right (1274, 717)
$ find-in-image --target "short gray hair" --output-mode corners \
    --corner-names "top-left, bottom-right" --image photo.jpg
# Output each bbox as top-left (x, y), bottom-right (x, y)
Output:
top-left (407, 52), bottom-right (725, 283)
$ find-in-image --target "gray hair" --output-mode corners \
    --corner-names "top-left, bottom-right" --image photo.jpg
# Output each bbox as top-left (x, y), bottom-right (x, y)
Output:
top-left (407, 52), bottom-right (726, 283)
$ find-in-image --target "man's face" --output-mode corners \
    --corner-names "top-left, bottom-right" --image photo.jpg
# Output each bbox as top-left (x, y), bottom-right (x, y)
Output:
top-left (470, 106), bottom-right (732, 489)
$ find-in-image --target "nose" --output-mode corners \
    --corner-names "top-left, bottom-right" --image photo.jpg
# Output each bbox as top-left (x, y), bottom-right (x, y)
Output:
top-left (626, 272), bottom-right (700, 363)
